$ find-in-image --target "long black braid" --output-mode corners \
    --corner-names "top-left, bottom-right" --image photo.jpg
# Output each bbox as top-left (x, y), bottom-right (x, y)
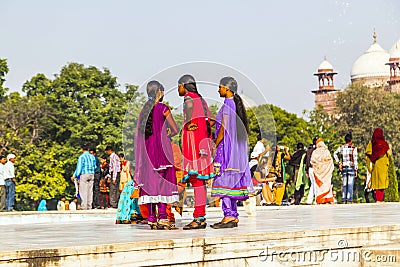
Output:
top-left (220, 77), bottom-right (249, 140)
top-left (139, 80), bottom-right (163, 137)
top-left (178, 74), bottom-right (211, 137)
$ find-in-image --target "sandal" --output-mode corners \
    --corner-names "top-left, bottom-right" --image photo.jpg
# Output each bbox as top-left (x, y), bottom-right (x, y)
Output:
top-left (158, 220), bottom-right (179, 230)
top-left (183, 218), bottom-right (207, 230)
top-left (130, 214), bottom-right (144, 224)
top-left (148, 222), bottom-right (161, 230)
top-left (211, 221), bottom-right (237, 229)
top-left (211, 217), bottom-right (239, 229)
top-left (138, 219), bottom-right (148, 224)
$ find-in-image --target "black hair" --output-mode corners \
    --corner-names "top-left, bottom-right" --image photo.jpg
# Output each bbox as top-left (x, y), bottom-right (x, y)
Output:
top-left (139, 80), bottom-right (164, 137)
top-left (119, 153), bottom-right (125, 158)
top-left (345, 133), bottom-right (352, 143)
top-left (105, 145), bottom-right (113, 151)
top-left (296, 142), bottom-right (304, 150)
top-left (0, 156), bottom-right (5, 160)
top-left (312, 136), bottom-right (319, 146)
top-left (220, 77), bottom-right (249, 140)
top-left (89, 147), bottom-right (96, 154)
top-left (100, 155), bottom-right (108, 160)
top-left (178, 74), bottom-right (211, 137)
top-left (81, 144), bottom-right (89, 151)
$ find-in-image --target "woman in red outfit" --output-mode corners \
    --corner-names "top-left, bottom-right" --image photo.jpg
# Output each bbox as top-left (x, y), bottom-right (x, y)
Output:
top-left (178, 74), bottom-right (215, 229)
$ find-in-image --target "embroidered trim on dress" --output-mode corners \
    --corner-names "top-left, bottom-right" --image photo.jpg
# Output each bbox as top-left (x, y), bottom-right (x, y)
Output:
top-left (153, 164), bottom-right (173, 171)
top-left (138, 194), bottom-right (179, 205)
top-left (182, 172), bottom-right (216, 182)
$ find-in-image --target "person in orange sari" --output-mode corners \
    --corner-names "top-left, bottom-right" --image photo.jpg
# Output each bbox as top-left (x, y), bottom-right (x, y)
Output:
top-left (166, 140), bottom-right (186, 222)
top-left (310, 138), bottom-right (334, 204)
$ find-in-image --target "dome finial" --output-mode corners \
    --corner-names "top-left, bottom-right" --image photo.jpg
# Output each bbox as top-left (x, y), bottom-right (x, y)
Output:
top-left (324, 55), bottom-right (327, 60)
top-left (373, 29), bottom-right (377, 44)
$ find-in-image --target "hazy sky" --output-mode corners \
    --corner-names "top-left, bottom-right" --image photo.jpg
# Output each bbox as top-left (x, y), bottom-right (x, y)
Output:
top-left (1, 0), bottom-right (399, 116)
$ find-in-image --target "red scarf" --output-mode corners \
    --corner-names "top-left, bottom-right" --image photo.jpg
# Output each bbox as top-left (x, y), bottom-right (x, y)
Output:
top-left (369, 128), bottom-right (389, 163)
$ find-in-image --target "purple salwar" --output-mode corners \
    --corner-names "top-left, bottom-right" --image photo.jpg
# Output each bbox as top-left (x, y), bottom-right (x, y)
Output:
top-left (221, 197), bottom-right (239, 218)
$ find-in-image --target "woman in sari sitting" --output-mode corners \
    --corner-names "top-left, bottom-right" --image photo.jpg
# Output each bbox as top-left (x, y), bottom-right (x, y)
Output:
top-left (115, 180), bottom-right (144, 224)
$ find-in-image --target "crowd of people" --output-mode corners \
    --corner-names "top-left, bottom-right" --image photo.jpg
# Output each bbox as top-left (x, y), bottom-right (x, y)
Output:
top-left (36, 144), bottom-right (132, 212)
top-left (0, 154), bottom-right (17, 212)
top-left (248, 129), bottom-right (391, 207)
top-left (109, 74), bottom-right (393, 231)
top-left (28, 74), bottom-right (393, 231)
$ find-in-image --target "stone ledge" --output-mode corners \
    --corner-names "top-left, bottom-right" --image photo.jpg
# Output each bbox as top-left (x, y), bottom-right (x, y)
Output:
top-left (1, 224), bottom-right (400, 266)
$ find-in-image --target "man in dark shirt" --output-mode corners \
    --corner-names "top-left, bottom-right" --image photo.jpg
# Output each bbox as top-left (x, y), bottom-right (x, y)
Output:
top-left (305, 137), bottom-right (318, 204)
top-left (289, 143), bottom-right (307, 205)
top-left (90, 148), bottom-right (101, 209)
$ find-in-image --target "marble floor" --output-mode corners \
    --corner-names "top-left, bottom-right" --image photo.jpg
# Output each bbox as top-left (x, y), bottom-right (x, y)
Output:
top-left (1, 203), bottom-right (400, 252)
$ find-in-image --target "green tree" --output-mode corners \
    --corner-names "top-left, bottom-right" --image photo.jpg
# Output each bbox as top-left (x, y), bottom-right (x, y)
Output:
top-left (385, 155), bottom-right (399, 202)
top-left (16, 144), bottom-right (69, 210)
top-left (248, 104), bottom-right (316, 151)
top-left (335, 83), bottom-right (400, 166)
top-left (0, 93), bottom-right (53, 153)
top-left (23, 63), bottom-right (143, 172)
top-left (0, 58), bottom-right (9, 101)
top-left (18, 63), bottom-right (144, 208)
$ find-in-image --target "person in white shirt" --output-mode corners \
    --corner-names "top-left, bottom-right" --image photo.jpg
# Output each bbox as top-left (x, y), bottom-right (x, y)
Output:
top-left (3, 154), bottom-right (17, 211)
top-left (252, 135), bottom-right (270, 159)
top-left (0, 156), bottom-right (7, 212)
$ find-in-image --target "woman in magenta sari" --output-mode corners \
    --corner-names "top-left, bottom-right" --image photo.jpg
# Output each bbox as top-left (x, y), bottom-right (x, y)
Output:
top-left (135, 80), bottom-right (179, 230)
top-left (211, 77), bottom-right (251, 229)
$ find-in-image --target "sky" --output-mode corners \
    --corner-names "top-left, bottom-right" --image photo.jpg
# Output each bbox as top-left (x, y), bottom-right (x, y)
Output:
top-left (1, 0), bottom-right (399, 116)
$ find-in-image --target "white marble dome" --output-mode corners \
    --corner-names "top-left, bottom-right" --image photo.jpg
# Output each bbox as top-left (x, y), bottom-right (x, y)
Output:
top-left (317, 59), bottom-right (334, 71)
top-left (351, 42), bottom-right (390, 81)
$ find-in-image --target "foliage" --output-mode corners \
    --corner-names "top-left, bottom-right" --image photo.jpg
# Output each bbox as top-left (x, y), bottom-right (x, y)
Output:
top-left (247, 104), bottom-right (315, 152)
top-left (15, 144), bottom-right (69, 210)
top-left (0, 62), bottom-right (144, 210)
top-left (0, 58), bottom-right (9, 101)
top-left (335, 83), bottom-right (400, 166)
top-left (23, 63), bottom-right (142, 150)
top-left (385, 155), bottom-right (399, 202)
top-left (0, 93), bottom-right (53, 153)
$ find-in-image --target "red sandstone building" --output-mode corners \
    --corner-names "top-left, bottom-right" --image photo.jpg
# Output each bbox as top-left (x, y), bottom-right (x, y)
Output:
top-left (311, 57), bottom-right (338, 114)
top-left (312, 32), bottom-right (400, 113)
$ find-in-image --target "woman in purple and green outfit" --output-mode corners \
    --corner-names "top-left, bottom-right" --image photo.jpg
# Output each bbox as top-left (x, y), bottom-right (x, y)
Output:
top-left (211, 77), bottom-right (251, 229)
